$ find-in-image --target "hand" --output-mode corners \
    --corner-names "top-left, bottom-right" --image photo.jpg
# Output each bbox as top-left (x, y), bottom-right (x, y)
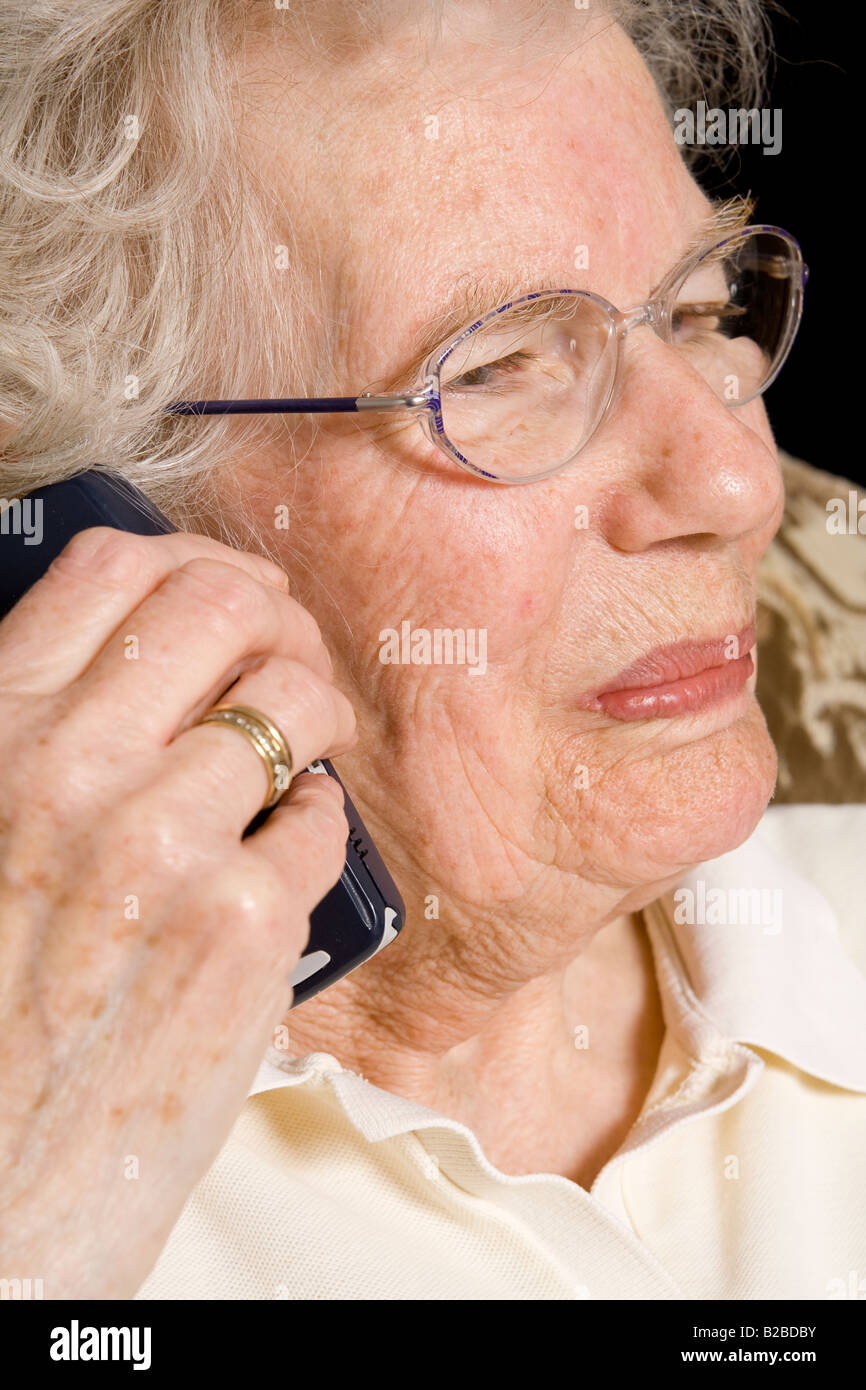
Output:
top-left (0, 527), bottom-right (356, 1298)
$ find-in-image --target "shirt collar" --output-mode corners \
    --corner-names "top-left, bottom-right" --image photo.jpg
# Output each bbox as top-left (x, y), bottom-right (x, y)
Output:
top-left (248, 805), bottom-right (866, 1125)
top-left (643, 805), bottom-right (866, 1093)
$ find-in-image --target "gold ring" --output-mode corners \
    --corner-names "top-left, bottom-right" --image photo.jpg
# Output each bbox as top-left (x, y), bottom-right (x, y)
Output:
top-left (196, 703), bottom-right (294, 811)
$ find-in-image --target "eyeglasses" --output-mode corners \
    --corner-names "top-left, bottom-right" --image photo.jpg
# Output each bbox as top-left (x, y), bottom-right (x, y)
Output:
top-left (166, 224), bottom-right (808, 486)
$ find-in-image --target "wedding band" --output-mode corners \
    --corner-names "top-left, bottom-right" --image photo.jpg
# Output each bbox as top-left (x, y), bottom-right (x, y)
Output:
top-left (196, 703), bottom-right (294, 811)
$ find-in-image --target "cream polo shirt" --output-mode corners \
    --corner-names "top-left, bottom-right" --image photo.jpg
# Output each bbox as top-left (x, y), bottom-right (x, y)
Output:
top-left (135, 804), bottom-right (866, 1301)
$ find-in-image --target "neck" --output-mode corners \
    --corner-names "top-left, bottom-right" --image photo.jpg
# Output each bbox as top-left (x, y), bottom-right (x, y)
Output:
top-left (285, 893), bottom-right (667, 1186)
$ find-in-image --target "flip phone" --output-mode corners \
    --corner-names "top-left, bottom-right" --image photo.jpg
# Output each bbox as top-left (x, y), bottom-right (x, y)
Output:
top-left (0, 470), bottom-right (405, 1005)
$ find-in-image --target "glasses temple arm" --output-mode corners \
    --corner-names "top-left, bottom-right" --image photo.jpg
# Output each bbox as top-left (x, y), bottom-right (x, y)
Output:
top-left (165, 392), bottom-right (432, 417)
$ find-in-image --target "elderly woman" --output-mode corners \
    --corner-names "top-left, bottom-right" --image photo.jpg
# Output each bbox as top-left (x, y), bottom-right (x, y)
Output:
top-left (0, 0), bottom-right (863, 1303)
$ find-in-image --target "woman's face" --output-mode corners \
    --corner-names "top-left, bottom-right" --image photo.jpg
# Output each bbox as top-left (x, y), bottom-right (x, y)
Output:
top-left (230, 14), bottom-right (781, 969)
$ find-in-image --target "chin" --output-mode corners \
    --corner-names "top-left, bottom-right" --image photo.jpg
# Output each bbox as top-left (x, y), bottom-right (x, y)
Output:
top-left (551, 696), bottom-right (778, 892)
top-left (628, 700), bottom-right (778, 877)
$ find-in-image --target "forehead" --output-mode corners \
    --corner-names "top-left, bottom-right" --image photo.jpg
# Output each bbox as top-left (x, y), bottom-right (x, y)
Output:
top-left (244, 14), bottom-right (710, 380)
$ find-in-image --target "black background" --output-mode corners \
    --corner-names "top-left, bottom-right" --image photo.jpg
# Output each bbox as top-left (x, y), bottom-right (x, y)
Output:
top-left (692, 4), bottom-right (855, 483)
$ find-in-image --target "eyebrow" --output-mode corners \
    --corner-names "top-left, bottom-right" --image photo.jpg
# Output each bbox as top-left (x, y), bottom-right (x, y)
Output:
top-left (660, 194), bottom-right (757, 287)
top-left (385, 194), bottom-right (755, 391)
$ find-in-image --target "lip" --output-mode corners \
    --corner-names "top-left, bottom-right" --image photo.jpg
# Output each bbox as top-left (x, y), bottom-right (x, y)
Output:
top-left (577, 621), bottom-right (756, 722)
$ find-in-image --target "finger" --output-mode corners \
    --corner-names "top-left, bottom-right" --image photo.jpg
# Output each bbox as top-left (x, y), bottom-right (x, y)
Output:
top-left (61, 556), bottom-right (336, 748)
top-left (159, 657), bottom-right (357, 833)
top-left (0, 527), bottom-right (332, 692)
top-left (244, 771), bottom-right (350, 917)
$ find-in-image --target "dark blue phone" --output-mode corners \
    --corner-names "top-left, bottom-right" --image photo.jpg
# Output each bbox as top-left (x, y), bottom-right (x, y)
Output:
top-left (0, 470), bottom-right (404, 1005)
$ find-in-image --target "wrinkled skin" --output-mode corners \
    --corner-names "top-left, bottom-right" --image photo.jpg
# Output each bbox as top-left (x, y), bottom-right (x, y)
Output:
top-left (229, 14), bottom-right (780, 1182)
top-left (0, 531), bottom-right (356, 1296)
top-left (0, 11), bottom-right (782, 1299)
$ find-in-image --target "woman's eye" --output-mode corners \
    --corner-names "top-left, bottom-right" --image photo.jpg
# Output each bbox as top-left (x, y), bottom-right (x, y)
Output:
top-left (445, 351), bottom-right (533, 390)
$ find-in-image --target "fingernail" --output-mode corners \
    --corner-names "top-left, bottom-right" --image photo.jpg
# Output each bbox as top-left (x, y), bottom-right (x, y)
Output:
top-left (260, 559), bottom-right (290, 590)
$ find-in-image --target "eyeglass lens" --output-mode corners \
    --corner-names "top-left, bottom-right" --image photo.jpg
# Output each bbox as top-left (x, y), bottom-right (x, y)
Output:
top-left (435, 230), bottom-right (802, 481)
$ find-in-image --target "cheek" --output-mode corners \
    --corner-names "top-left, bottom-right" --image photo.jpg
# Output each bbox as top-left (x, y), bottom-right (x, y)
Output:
top-left (541, 701), bottom-right (777, 884)
top-left (299, 455), bottom-right (579, 662)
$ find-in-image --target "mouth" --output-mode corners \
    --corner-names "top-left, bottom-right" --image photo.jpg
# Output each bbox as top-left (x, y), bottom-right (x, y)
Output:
top-left (576, 620), bottom-right (756, 722)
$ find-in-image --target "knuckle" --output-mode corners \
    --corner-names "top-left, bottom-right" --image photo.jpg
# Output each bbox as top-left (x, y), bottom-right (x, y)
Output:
top-left (198, 858), bottom-right (287, 929)
top-left (173, 558), bottom-right (268, 630)
top-left (51, 527), bottom-right (151, 588)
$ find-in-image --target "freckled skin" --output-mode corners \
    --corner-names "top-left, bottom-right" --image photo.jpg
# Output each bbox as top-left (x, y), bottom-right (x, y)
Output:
top-left (229, 16), bottom-right (782, 1185)
top-left (160, 1093), bottom-right (182, 1125)
top-left (0, 9), bottom-right (787, 1296)
top-left (0, 526), bottom-right (355, 1296)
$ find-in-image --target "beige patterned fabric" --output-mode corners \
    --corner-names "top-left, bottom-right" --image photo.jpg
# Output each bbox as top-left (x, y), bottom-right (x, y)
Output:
top-left (757, 450), bottom-right (866, 803)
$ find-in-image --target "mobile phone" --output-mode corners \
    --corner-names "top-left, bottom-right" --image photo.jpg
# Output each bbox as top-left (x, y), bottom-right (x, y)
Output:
top-left (0, 470), bottom-right (404, 1005)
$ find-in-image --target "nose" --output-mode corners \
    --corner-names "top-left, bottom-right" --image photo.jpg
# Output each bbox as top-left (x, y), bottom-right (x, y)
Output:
top-left (594, 326), bottom-right (784, 552)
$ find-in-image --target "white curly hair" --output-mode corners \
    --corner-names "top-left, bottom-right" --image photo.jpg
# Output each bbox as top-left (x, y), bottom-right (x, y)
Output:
top-left (0, 0), bottom-right (773, 549)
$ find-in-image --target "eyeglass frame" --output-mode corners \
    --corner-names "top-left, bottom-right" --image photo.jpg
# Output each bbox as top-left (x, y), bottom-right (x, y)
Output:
top-left (166, 223), bottom-right (808, 486)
